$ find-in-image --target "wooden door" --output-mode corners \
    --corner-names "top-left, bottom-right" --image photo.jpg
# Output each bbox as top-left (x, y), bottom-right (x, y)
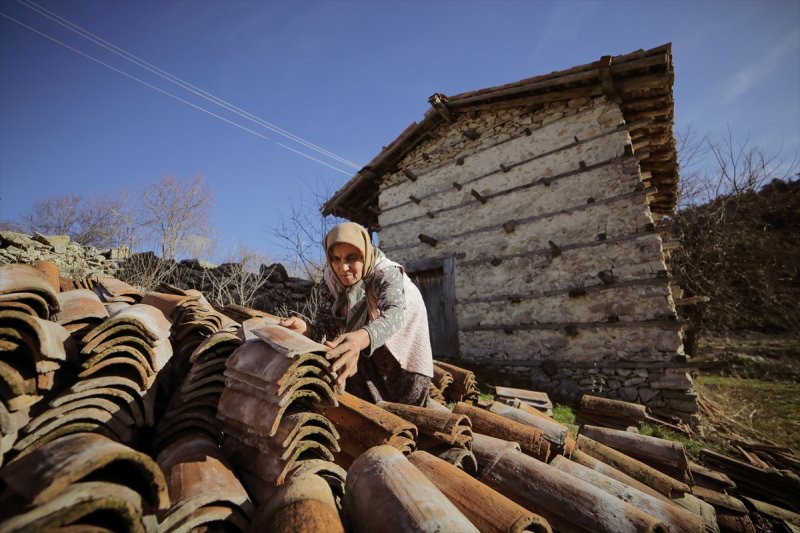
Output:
top-left (406, 257), bottom-right (458, 357)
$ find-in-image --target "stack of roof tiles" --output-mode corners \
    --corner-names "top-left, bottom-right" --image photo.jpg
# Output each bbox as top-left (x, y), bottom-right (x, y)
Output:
top-left (0, 431), bottom-right (169, 532)
top-left (435, 360), bottom-right (480, 403)
top-left (1, 261), bottom-right (799, 532)
top-left (0, 269), bottom-right (71, 466)
top-left (496, 386), bottom-right (554, 417)
top-left (378, 400), bottom-right (476, 473)
top-left (15, 302), bottom-right (172, 455)
top-left (216, 318), bottom-right (344, 504)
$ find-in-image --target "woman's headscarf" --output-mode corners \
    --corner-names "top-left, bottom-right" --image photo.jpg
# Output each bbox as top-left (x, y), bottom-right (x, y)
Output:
top-left (323, 222), bottom-right (377, 330)
top-left (325, 222), bottom-right (376, 277)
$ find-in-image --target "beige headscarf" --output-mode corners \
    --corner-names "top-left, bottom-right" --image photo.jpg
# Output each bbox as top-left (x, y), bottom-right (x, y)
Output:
top-left (323, 222), bottom-right (377, 330)
top-left (325, 222), bottom-right (376, 278)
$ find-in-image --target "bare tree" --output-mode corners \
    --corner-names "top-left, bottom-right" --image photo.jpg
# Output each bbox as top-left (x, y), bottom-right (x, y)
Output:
top-left (0, 219), bottom-right (27, 233)
top-left (23, 194), bottom-right (80, 236)
top-left (21, 194), bottom-right (131, 248)
top-left (676, 125), bottom-right (797, 208)
top-left (205, 243), bottom-right (273, 308)
top-left (668, 127), bottom-right (799, 333)
top-left (272, 178), bottom-right (344, 280)
top-left (139, 175), bottom-right (215, 260)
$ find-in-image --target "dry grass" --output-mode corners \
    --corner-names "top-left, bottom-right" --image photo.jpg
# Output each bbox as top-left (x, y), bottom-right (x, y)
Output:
top-left (695, 375), bottom-right (800, 452)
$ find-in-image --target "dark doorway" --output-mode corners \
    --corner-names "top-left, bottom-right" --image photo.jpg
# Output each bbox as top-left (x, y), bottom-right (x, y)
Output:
top-left (406, 256), bottom-right (458, 358)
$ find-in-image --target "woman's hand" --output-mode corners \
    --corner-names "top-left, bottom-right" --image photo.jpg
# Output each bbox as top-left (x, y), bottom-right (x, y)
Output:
top-left (279, 316), bottom-right (310, 337)
top-left (325, 329), bottom-right (370, 387)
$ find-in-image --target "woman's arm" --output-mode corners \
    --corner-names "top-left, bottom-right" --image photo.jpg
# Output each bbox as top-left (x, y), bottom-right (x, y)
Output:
top-left (362, 266), bottom-right (406, 355)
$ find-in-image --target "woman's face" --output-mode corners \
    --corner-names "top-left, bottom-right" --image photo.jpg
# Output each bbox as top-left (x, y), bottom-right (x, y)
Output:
top-left (330, 243), bottom-right (364, 286)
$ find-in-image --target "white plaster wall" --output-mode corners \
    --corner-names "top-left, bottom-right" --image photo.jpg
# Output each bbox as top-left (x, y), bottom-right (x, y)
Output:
top-left (377, 96), bottom-right (684, 375)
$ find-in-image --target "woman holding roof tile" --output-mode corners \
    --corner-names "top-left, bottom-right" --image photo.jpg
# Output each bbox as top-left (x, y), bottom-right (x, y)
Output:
top-left (280, 222), bottom-right (433, 406)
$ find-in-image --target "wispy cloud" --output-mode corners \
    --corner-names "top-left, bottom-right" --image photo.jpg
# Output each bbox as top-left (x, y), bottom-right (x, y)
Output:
top-left (722, 29), bottom-right (800, 106)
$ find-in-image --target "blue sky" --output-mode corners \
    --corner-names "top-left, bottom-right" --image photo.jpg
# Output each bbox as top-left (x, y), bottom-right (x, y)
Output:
top-left (1, 0), bottom-right (798, 264)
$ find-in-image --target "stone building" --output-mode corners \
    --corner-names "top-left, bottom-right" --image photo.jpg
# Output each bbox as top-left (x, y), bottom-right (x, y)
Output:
top-left (323, 44), bottom-right (696, 422)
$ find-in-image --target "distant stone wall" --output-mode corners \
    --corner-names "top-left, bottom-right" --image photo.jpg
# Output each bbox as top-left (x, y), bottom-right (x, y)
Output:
top-left (0, 231), bottom-right (314, 317)
top-left (375, 96), bottom-right (697, 424)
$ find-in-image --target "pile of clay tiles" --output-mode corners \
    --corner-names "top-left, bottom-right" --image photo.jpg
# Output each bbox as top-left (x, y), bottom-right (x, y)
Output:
top-left (2, 261), bottom-right (799, 532)
top-left (430, 359), bottom-right (480, 403)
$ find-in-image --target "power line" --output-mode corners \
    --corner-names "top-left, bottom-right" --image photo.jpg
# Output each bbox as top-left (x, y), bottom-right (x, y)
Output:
top-left (18, 0), bottom-right (362, 171)
top-left (0, 11), bottom-right (353, 176)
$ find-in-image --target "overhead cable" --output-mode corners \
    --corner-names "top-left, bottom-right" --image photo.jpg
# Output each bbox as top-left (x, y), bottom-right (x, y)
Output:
top-left (0, 11), bottom-right (353, 176)
top-left (18, 0), bottom-right (362, 171)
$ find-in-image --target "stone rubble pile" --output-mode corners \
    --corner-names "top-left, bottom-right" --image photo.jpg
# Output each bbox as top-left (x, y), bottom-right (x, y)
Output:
top-left (0, 231), bottom-right (313, 317)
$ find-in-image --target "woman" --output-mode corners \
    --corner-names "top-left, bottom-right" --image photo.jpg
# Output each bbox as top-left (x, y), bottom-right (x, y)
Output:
top-left (280, 222), bottom-right (433, 406)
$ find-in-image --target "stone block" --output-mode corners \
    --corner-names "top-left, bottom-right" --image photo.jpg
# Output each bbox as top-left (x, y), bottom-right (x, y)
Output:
top-left (623, 376), bottom-right (645, 387)
top-left (32, 233), bottom-right (70, 254)
top-left (0, 231), bottom-right (36, 249)
top-left (619, 386), bottom-right (638, 402)
top-left (637, 387), bottom-right (659, 403)
top-left (664, 398), bottom-right (699, 414)
top-left (650, 372), bottom-right (693, 390)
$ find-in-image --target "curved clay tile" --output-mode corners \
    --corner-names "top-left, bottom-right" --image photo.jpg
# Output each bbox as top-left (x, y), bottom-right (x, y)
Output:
top-left (580, 424), bottom-right (691, 484)
top-left (409, 450), bottom-right (552, 533)
top-left (218, 385), bottom-right (326, 441)
top-left (488, 401), bottom-right (568, 450)
top-left (23, 396), bottom-right (136, 433)
top-left (1, 432), bottom-right (169, 513)
top-left (54, 376), bottom-right (148, 426)
top-left (435, 446), bottom-right (479, 476)
top-left (82, 304), bottom-right (171, 347)
top-left (55, 289), bottom-right (109, 326)
top-left (345, 445), bottom-right (479, 533)
top-left (31, 261), bottom-right (60, 295)
top-left (153, 409), bottom-right (224, 450)
top-left (283, 458), bottom-right (347, 507)
top-left (550, 455), bottom-right (704, 532)
top-left (82, 344), bottom-right (154, 377)
top-left (77, 357), bottom-right (151, 391)
top-left (222, 436), bottom-right (334, 487)
top-left (188, 331), bottom-right (242, 365)
top-left (0, 480), bottom-right (145, 533)
top-left (321, 393), bottom-right (418, 464)
top-left (453, 402), bottom-right (550, 462)
top-left (471, 433), bottom-right (522, 475)
top-left (140, 291), bottom-right (197, 321)
top-left (14, 406), bottom-right (137, 453)
top-left (166, 504), bottom-right (251, 532)
top-left (94, 276), bottom-right (142, 303)
top-left (250, 472), bottom-right (344, 533)
top-left (0, 295), bottom-right (44, 318)
top-left (0, 310), bottom-right (70, 364)
top-left (0, 264), bottom-right (59, 319)
top-left (475, 438), bottom-right (668, 533)
top-left (248, 322), bottom-right (327, 358)
top-left (432, 365), bottom-right (454, 393)
top-left (378, 401), bottom-right (473, 450)
top-left (434, 361), bottom-right (480, 403)
top-left (575, 435), bottom-right (690, 498)
top-left (155, 433), bottom-right (252, 532)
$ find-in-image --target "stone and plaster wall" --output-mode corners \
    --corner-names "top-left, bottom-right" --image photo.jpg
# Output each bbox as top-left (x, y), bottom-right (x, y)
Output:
top-left (376, 96), bottom-right (697, 423)
top-left (0, 231), bottom-right (313, 316)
